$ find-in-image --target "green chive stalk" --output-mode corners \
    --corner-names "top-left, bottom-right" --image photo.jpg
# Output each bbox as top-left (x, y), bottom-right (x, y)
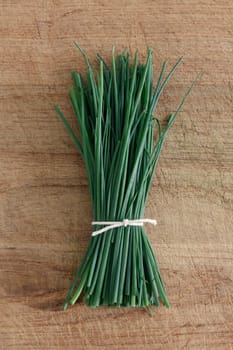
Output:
top-left (55, 43), bottom-right (196, 310)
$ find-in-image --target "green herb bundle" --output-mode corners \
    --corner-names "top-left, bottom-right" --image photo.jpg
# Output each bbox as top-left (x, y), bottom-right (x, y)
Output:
top-left (55, 43), bottom-right (195, 310)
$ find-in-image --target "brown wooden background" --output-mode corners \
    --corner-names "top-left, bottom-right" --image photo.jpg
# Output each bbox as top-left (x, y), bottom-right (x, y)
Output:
top-left (0, 1), bottom-right (233, 349)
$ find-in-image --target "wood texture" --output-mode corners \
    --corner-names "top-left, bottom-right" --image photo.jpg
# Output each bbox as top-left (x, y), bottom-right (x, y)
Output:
top-left (0, 1), bottom-right (233, 349)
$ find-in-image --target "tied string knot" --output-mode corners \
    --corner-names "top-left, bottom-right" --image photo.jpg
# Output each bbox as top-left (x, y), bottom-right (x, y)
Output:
top-left (91, 218), bottom-right (157, 236)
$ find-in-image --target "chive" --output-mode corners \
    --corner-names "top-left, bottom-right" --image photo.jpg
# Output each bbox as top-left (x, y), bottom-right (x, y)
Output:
top-left (55, 44), bottom-right (197, 309)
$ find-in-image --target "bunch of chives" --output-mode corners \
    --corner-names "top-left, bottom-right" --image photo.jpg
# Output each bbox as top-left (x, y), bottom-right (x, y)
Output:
top-left (55, 42), bottom-right (196, 310)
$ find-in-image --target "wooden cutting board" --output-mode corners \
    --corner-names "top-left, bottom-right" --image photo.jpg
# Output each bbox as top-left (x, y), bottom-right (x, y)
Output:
top-left (0, 1), bottom-right (232, 349)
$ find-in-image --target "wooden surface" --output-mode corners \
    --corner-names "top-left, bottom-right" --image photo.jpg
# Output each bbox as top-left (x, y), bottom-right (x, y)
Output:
top-left (0, 1), bottom-right (233, 349)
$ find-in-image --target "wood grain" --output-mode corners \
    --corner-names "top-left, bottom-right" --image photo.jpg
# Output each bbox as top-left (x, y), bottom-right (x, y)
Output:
top-left (0, 0), bottom-right (233, 349)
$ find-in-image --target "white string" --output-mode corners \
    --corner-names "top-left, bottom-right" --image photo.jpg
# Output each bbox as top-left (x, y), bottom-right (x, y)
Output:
top-left (91, 218), bottom-right (157, 237)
